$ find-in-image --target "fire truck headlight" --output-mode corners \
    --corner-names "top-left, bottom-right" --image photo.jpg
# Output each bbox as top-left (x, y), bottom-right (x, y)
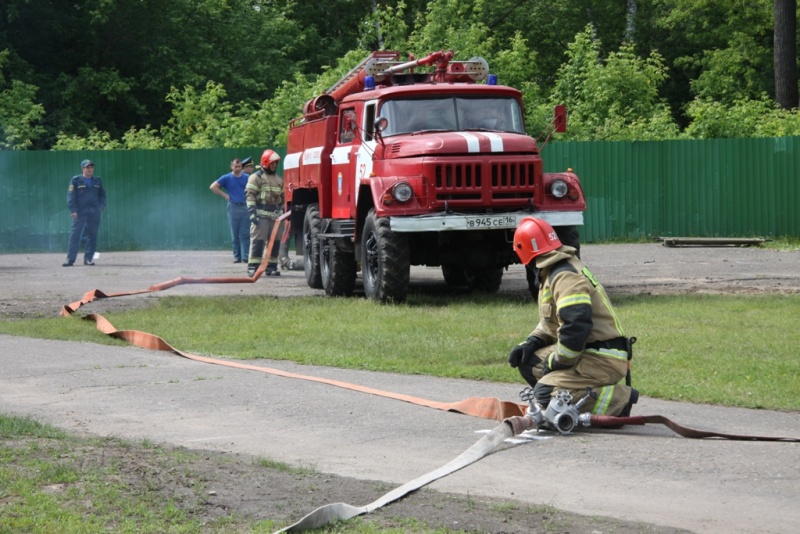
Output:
top-left (550, 179), bottom-right (569, 199)
top-left (392, 182), bottom-right (413, 202)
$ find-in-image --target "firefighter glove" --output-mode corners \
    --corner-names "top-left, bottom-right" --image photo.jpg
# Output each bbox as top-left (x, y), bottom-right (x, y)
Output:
top-left (541, 353), bottom-right (570, 376)
top-left (508, 336), bottom-right (545, 368)
top-left (249, 209), bottom-right (259, 225)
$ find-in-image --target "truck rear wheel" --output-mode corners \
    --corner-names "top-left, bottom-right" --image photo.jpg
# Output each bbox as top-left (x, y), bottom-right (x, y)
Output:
top-left (321, 239), bottom-right (356, 296)
top-left (303, 204), bottom-right (323, 289)
top-left (466, 268), bottom-right (504, 292)
top-left (360, 209), bottom-right (410, 303)
top-left (442, 265), bottom-right (503, 293)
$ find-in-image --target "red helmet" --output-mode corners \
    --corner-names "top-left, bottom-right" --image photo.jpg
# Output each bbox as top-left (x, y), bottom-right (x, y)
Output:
top-left (261, 149), bottom-right (280, 168)
top-left (513, 217), bottom-right (562, 265)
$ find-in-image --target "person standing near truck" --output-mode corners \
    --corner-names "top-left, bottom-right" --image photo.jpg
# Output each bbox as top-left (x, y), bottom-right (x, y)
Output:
top-left (210, 157), bottom-right (250, 263)
top-left (507, 216), bottom-right (638, 417)
top-left (63, 159), bottom-right (106, 267)
top-left (245, 149), bottom-right (284, 277)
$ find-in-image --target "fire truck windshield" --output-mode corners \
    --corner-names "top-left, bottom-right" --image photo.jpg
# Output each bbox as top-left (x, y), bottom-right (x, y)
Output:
top-left (379, 97), bottom-right (525, 137)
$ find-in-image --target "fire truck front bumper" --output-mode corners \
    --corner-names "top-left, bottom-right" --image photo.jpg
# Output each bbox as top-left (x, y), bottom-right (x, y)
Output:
top-left (388, 210), bottom-right (584, 233)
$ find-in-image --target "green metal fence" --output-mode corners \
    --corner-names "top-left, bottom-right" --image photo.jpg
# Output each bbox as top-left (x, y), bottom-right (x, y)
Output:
top-left (543, 136), bottom-right (800, 241)
top-left (1, 137), bottom-right (798, 253)
top-left (0, 147), bottom-right (268, 253)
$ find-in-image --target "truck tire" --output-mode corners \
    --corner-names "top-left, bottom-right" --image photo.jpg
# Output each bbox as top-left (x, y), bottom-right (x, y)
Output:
top-left (442, 265), bottom-right (503, 293)
top-left (321, 239), bottom-right (356, 296)
top-left (441, 264), bottom-right (468, 286)
top-left (303, 204), bottom-right (323, 289)
top-left (360, 209), bottom-right (410, 303)
top-left (466, 268), bottom-right (504, 292)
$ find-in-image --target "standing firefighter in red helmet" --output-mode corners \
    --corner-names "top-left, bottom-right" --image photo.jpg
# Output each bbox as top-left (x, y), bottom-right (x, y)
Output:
top-left (508, 217), bottom-right (638, 416)
top-left (246, 149), bottom-right (284, 277)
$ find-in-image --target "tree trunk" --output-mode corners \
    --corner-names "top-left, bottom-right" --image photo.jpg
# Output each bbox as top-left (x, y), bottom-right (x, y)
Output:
top-left (626, 0), bottom-right (638, 42)
top-left (774, 0), bottom-right (799, 109)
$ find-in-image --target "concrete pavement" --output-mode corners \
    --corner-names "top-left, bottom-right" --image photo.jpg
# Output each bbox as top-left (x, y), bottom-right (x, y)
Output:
top-left (2, 334), bottom-right (799, 533)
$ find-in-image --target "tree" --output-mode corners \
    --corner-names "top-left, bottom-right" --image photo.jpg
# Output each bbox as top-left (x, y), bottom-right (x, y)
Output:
top-left (649, 0), bottom-right (774, 114)
top-left (774, 0), bottom-right (798, 109)
top-left (548, 26), bottom-right (679, 140)
top-left (0, 50), bottom-right (45, 149)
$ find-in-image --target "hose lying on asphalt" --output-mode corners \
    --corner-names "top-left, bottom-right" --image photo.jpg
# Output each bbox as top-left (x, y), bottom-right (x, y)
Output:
top-left (59, 212), bottom-right (290, 317)
top-left (58, 307), bottom-right (800, 442)
top-left (275, 416), bottom-right (530, 533)
top-left (276, 410), bottom-right (799, 532)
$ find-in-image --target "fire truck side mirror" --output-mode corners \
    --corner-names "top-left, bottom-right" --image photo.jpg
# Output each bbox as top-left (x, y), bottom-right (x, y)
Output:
top-left (554, 105), bottom-right (567, 133)
top-left (375, 116), bottom-right (389, 133)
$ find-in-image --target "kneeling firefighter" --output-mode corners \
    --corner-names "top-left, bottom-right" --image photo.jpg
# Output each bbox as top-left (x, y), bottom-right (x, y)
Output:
top-left (507, 217), bottom-right (638, 416)
top-left (246, 149), bottom-right (284, 277)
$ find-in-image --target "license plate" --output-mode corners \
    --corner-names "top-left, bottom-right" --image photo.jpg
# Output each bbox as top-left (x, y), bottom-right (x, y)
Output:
top-left (464, 215), bottom-right (517, 229)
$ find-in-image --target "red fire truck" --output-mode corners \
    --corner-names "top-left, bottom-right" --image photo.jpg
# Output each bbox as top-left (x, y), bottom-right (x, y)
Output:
top-left (284, 50), bottom-right (585, 302)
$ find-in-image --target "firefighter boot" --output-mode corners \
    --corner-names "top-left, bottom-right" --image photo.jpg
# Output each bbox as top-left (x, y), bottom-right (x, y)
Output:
top-left (247, 264), bottom-right (258, 277)
top-left (619, 388), bottom-right (639, 417)
top-left (266, 262), bottom-right (281, 276)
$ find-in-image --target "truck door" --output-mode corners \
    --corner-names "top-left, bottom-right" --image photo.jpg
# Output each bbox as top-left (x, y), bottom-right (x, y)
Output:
top-left (330, 107), bottom-right (357, 219)
top-left (353, 100), bottom-right (379, 213)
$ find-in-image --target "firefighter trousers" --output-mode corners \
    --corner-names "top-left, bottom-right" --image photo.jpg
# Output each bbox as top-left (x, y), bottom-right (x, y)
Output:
top-left (248, 217), bottom-right (281, 267)
top-left (518, 344), bottom-right (634, 416)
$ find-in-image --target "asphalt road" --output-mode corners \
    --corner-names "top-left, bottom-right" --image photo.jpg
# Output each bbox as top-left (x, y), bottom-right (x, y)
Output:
top-left (2, 245), bottom-right (800, 533)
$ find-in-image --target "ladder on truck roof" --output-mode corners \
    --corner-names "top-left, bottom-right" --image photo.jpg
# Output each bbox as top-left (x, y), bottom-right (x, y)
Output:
top-left (325, 51), bottom-right (401, 95)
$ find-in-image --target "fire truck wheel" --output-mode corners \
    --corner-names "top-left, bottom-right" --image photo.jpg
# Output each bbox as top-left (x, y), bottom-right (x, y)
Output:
top-left (303, 204), bottom-right (323, 289)
top-left (465, 268), bottom-right (504, 293)
top-left (360, 209), bottom-right (410, 303)
top-left (441, 264), bottom-right (469, 286)
top-left (321, 239), bottom-right (357, 297)
top-left (442, 265), bottom-right (503, 293)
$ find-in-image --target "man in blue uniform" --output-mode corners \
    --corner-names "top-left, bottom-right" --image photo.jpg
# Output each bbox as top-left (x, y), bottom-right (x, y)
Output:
top-left (210, 157), bottom-right (250, 263)
top-left (63, 159), bottom-right (106, 267)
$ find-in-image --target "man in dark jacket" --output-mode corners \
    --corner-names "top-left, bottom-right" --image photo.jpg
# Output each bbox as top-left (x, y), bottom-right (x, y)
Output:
top-left (63, 159), bottom-right (106, 267)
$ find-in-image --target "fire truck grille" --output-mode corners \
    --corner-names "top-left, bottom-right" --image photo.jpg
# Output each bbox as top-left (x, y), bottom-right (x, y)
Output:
top-left (433, 162), bottom-right (536, 204)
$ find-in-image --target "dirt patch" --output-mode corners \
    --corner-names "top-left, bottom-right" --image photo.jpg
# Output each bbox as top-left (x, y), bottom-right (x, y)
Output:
top-left (10, 434), bottom-right (690, 533)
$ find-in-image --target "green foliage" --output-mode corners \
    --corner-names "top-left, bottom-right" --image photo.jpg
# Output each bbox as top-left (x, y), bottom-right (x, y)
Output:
top-left (685, 96), bottom-right (800, 138)
top-left (53, 128), bottom-right (124, 150)
top-left (650, 0), bottom-right (775, 116)
top-left (550, 27), bottom-right (680, 140)
top-left (161, 82), bottom-right (240, 149)
top-left (408, 0), bottom-right (494, 59)
top-left (361, 1), bottom-right (411, 51)
top-left (0, 50), bottom-right (46, 149)
top-left (688, 37), bottom-right (772, 104)
top-left (1, 0), bottom-right (796, 147)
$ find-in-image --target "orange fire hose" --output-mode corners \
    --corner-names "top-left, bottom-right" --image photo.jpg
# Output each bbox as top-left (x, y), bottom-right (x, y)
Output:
top-left (60, 212), bottom-right (291, 317)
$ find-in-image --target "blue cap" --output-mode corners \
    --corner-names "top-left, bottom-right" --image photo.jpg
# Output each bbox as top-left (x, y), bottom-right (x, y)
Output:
top-left (81, 159), bottom-right (94, 168)
top-left (241, 156), bottom-right (253, 166)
